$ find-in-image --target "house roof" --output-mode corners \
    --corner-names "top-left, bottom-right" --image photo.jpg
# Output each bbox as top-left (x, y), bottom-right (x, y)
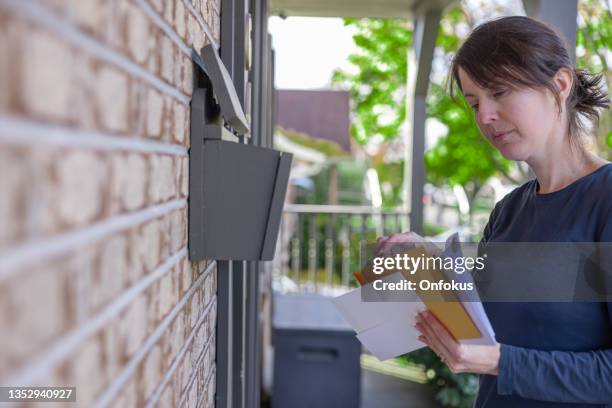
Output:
top-left (275, 89), bottom-right (352, 152)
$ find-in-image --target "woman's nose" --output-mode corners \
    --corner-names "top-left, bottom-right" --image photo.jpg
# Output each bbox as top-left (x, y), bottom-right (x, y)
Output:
top-left (477, 100), bottom-right (499, 125)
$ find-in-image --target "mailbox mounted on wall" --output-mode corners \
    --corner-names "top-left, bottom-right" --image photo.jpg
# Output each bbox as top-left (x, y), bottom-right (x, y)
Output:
top-left (189, 44), bottom-right (293, 262)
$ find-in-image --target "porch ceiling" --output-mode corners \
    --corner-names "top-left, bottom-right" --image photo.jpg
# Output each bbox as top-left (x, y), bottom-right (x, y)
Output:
top-left (269, 0), bottom-right (454, 19)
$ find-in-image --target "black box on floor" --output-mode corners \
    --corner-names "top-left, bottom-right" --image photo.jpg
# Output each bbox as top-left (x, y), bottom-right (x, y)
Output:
top-left (272, 294), bottom-right (361, 408)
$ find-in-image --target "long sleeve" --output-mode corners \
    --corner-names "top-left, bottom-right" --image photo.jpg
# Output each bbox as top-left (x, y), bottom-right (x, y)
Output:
top-left (497, 343), bottom-right (612, 403)
top-left (496, 204), bottom-right (612, 404)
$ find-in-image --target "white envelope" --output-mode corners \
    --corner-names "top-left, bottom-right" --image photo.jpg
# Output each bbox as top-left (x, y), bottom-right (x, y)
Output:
top-left (332, 234), bottom-right (497, 360)
top-left (356, 307), bottom-right (426, 361)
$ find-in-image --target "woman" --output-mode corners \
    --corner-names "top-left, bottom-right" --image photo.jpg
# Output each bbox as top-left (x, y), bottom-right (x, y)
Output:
top-left (378, 16), bottom-right (611, 406)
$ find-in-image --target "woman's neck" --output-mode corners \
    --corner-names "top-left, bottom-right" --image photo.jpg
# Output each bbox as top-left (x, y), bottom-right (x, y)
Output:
top-left (527, 142), bottom-right (607, 194)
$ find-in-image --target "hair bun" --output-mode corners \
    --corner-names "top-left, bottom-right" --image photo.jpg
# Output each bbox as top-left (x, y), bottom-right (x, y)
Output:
top-left (571, 69), bottom-right (610, 129)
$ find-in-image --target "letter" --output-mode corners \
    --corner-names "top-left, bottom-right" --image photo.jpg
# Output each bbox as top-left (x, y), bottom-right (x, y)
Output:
top-left (395, 254), bottom-right (403, 270)
top-left (419, 279), bottom-right (430, 290)
top-left (373, 257), bottom-right (384, 274)
top-left (402, 253), bottom-right (410, 271)
top-left (475, 257), bottom-right (485, 270)
top-left (464, 257), bottom-right (475, 270)
top-left (455, 257), bottom-right (466, 274)
top-left (374, 279), bottom-right (382, 290)
top-left (384, 256), bottom-right (395, 271)
top-left (426, 256), bottom-right (443, 271)
top-left (409, 256), bottom-right (421, 275)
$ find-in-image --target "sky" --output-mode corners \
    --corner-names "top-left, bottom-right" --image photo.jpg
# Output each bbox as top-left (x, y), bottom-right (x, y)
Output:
top-left (268, 16), bottom-right (358, 89)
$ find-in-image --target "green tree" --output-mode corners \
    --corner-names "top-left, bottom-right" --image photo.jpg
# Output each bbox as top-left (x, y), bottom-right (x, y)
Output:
top-left (333, 6), bottom-right (516, 218)
top-left (576, 0), bottom-right (612, 158)
top-left (332, 19), bottom-right (412, 145)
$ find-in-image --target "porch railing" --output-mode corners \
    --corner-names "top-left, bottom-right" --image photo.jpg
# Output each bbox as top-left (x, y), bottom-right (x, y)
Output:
top-left (272, 204), bottom-right (410, 296)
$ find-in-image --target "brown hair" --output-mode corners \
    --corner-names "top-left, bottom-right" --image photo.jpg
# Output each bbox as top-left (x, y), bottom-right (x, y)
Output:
top-left (449, 16), bottom-right (609, 142)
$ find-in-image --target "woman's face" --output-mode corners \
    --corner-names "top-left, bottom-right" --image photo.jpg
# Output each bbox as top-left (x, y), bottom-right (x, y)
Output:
top-left (457, 67), bottom-right (562, 162)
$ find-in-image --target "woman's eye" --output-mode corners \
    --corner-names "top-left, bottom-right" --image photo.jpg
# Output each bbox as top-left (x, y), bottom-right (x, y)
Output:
top-left (471, 104), bottom-right (479, 110)
top-left (493, 90), bottom-right (507, 98)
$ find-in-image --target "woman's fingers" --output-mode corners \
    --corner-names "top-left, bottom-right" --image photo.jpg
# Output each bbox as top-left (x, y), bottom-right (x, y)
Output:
top-left (374, 236), bottom-right (390, 255)
top-left (415, 312), bottom-right (462, 362)
top-left (421, 311), bottom-right (464, 360)
top-left (417, 335), bottom-right (443, 358)
top-left (374, 231), bottom-right (424, 257)
top-left (415, 317), bottom-right (453, 363)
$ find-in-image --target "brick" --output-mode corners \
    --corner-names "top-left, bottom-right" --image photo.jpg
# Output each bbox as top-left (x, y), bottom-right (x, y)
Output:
top-left (126, 228), bottom-right (144, 285)
top-left (181, 157), bottom-right (189, 197)
top-left (142, 344), bottom-right (162, 399)
top-left (158, 271), bottom-right (174, 320)
top-left (97, 66), bottom-right (128, 133)
top-left (146, 88), bottom-right (164, 138)
top-left (163, 0), bottom-right (175, 25)
top-left (203, 274), bottom-right (212, 308)
top-left (169, 311), bottom-right (185, 358)
top-left (147, 32), bottom-right (162, 76)
top-left (126, 3), bottom-right (151, 65)
top-left (101, 321), bottom-right (121, 380)
top-left (0, 2), bottom-right (220, 405)
top-left (0, 147), bottom-right (28, 249)
top-left (55, 151), bottom-right (108, 227)
top-left (169, 209), bottom-right (186, 253)
top-left (149, 155), bottom-right (175, 202)
top-left (70, 0), bottom-right (105, 36)
top-left (150, 0), bottom-right (164, 14)
top-left (188, 379), bottom-right (198, 408)
top-left (187, 13), bottom-right (201, 51)
top-left (159, 215), bottom-right (171, 262)
top-left (162, 95), bottom-right (174, 142)
top-left (211, 14), bottom-right (221, 43)
top-left (206, 372), bottom-right (215, 407)
top-left (160, 35), bottom-right (174, 84)
top-left (199, 0), bottom-right (209, 28)
top-left (92, 234), bottom-right (128, 310)
top-left (189, 295), bottom-right (199, 329)
top-left (22, 29), bottom-right (74, 121)
top-left (72, 57), bottom-right (99, 130)
top-left (111, 153), bottom-right (148, 212)
top-left (121, 293), bottom-right (148, 356)
top-left (141, 219), bottom-right (161, 271)
top-left (181, 260), bottom-right (193, 296)
top-left (73, 337), bottom-right (103, 406)
top-left (0, 266), bottom-right (68, 374)
top-left (0, 13), bottom-right (12, 112)
top-left (181, 55), bottom-right (193, 95)
top-left (114, 378), bottom-right (137, 408)
top-left (179, 351), bottom-right (192, 397)
top-left (176, 0), bottom-right (187, 39)
top-left (160, 385), bottom-right (174, 407)
top-left (173, 101), bottom-right (188, 144)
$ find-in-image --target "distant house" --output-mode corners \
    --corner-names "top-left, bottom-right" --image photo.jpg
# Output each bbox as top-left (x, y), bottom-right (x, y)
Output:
top-left (275, 89), bottom-right (352, 152)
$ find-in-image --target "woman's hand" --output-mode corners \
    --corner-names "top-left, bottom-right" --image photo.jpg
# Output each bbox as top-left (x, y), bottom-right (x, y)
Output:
top-left (415, 310), bottom-right (500, 375)
top-left (374, 231), bottom-right (441, 257)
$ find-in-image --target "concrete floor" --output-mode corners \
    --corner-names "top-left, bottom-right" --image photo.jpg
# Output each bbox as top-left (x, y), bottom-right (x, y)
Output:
top-left (361, 369), bottom-right (438, 408)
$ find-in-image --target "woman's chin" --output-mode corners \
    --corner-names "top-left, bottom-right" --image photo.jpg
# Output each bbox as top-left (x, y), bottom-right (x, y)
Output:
top-left (497, 143), bottom-right (528, 161)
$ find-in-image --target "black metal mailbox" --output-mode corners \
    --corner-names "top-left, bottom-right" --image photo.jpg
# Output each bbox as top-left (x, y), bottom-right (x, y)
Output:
top-left (188, 45), bottom-right (292, 261)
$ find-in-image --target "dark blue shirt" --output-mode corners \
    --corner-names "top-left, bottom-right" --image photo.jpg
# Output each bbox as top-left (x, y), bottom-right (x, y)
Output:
top-left (475, 163), bottom-right (612, 407)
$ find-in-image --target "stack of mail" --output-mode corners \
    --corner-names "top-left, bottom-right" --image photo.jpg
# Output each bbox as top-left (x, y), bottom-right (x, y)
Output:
top-left (331, 233), bottom-right (496, 361)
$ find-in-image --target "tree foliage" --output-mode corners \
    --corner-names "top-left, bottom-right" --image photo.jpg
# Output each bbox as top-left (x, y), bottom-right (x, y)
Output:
top-left (333, 6), bottom-right (515, 210)
top-left (332, 19), bottom-right (412, 145)
top-left (576, 0), bottom-right (612, 157)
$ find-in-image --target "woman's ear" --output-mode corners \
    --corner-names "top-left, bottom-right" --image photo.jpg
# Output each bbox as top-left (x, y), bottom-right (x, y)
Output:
top-left (553, 67), bottom-right (573, 103)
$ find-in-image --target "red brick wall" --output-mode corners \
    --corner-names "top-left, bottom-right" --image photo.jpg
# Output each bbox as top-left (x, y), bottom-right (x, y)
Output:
top-left (0, 1), bottom-right (219, 406)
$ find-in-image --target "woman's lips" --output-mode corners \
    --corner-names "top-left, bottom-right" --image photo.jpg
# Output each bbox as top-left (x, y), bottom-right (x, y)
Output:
top-left (493, 130), bottom-right (513, 142)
